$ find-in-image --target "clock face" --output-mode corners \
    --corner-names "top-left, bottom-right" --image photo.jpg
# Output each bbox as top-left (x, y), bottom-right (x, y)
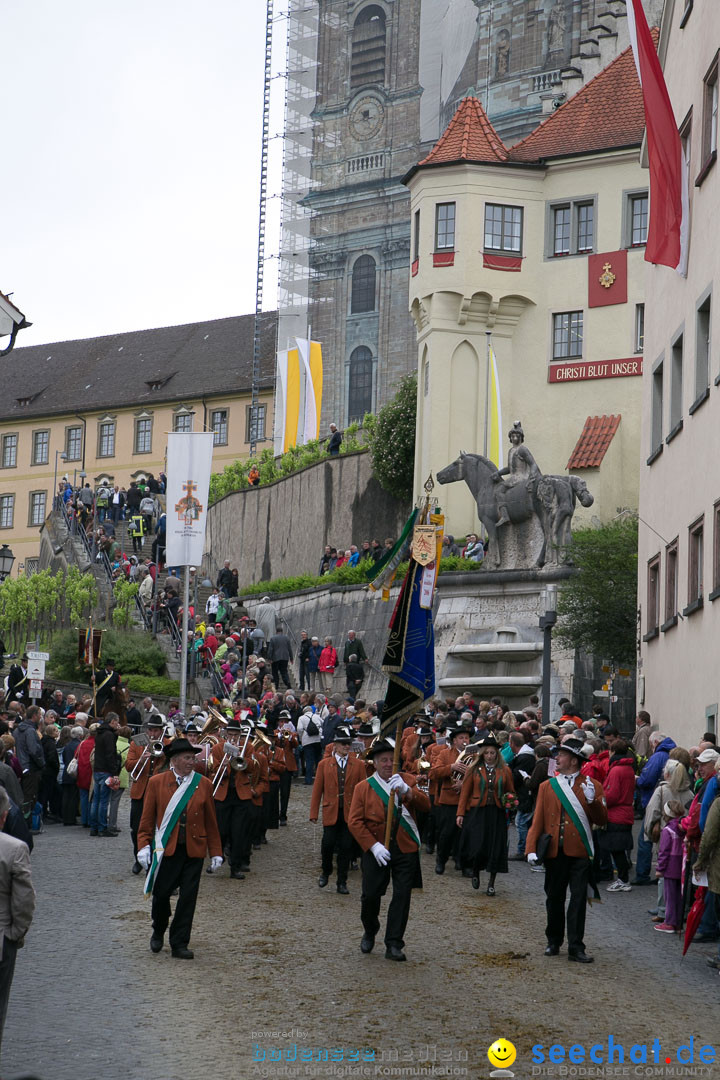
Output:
top-left (349, 97), bottom-right (384, 141)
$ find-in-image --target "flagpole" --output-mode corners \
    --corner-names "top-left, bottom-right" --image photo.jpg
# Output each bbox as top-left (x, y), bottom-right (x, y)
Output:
top-left (179, 566), bottom-right (190, 715)
top-left (89, 615), bottom-right (98, 718)
top-left (483, 330), bottom-right (492, 459)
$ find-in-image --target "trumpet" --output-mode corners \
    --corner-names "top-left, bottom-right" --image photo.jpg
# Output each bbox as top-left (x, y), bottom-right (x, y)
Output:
top-left (129, 738), bottom-right (166, 782)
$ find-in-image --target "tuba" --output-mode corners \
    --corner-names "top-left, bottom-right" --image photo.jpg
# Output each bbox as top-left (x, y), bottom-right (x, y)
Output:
top-left (450, 743), bottom-right (482, 783)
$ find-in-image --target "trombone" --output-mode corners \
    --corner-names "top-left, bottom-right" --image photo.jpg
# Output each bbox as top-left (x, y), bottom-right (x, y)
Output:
top-left (212, 727), bottom-right (253, 795)
top-left (129, 731), bottom-right (168, 782)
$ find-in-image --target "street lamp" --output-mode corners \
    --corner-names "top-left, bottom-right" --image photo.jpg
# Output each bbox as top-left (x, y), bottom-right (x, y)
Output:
top-left (0, 544), bottom-right (15, 581)
top-left (539, 583), bottom-right (558, 726)
top-left (53, 450), bottom-right (68, 510)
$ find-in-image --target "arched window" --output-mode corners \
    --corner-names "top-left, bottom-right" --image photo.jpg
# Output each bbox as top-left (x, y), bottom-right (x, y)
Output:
top-left (351, 255), bottom-right (376, 313)
top-left (351, 6), bottom-right (386, 89)
top-left (348, 347), bottom-right (374, 422)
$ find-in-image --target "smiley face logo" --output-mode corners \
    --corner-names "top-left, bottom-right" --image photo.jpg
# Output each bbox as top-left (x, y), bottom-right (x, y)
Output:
top-left (488, 1039), bottom-right (517, 1070)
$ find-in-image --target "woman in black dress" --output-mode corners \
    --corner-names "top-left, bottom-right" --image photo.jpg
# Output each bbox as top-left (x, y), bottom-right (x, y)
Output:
top-left (457, 737), bottom-right (515, 895)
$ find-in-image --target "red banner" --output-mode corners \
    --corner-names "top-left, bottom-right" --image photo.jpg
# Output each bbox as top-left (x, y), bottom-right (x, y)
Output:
top-left (483, 253), bottom-right (522, 272)
top-left (588, 250), bottom-right (628, 308)
top-left (432, 251), bottom-right (454, 267)
top-left (549, 358), bottom-right (642, 383)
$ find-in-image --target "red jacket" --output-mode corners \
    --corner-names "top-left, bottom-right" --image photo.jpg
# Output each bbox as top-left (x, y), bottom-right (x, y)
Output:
top-left (581, 750), bottom-right (609, 783)
top-left (318, 647), bottom-right (338, 673)
top-left (76, 737), bottom-right (95, 790)
top-left (603, 755), bottom-right (635, 825)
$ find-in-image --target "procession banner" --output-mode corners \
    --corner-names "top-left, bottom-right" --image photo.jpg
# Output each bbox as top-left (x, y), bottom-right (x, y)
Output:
top-left (165, 432), bottom-right (214, 567)
top-left (274, 349), bottom-right (289, 456)
top-left (377, 556), bottom-right (435, 740)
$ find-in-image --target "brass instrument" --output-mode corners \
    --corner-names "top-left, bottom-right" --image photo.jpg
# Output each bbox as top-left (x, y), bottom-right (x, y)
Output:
top-left (213, 727), bottom-right (253, 792)
top-left (129, 734), bottom-right (166, 782)
top-left (450, 743), bottom-right (482, 784)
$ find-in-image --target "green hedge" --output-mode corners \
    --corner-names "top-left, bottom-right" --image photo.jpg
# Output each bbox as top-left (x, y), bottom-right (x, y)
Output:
top-left (239, 556), bottom-right (484, 598)
top-left (124, 675), bottom-right (181, 698)
top-left (49, 629), bottom-right (167, 682)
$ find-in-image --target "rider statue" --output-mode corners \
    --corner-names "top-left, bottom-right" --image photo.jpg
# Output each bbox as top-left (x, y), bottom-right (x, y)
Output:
top-left (492, 421), bottom-right (540, 527)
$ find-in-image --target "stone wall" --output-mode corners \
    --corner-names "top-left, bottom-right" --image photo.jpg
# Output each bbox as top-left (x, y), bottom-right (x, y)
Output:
top-left (203, 450), bottom-right (409, 588)
top-left (241, 569), bottom-right (578, 719)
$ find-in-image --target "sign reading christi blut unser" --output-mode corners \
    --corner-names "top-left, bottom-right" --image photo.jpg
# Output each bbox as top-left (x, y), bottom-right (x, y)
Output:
top-left (548, 358), bottom-right (642, 383)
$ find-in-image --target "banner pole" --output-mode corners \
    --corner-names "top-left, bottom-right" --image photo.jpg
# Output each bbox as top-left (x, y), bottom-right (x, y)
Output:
top-left (179, 566), bottom-right (190, 715)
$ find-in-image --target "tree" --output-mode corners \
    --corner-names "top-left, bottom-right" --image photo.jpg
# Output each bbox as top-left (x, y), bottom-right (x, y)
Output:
top-left (555, 516), bottom-right (638, 667)
top-left (365, 373), bottom-right (417, 501)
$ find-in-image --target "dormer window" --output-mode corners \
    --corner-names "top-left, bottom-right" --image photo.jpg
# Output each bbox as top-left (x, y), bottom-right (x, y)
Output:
top-left (145, 371), bottom-right (177, 392)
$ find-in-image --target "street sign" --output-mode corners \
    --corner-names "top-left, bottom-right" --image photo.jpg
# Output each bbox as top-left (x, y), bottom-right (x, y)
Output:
top-left (27, 651), bottom-right (49, 662)
top-left (29, 680), bottom-right (42, 693)
top-left (618, 668), bottom-right (630, 677)
top-left (601, 664), bottom-right (611, 673)
top-left (27, 659), bottom-right (46, 681)
top-left (611, 695), bottom-right (618, 703)
top-left (593, 690), bottom-right (610, 698)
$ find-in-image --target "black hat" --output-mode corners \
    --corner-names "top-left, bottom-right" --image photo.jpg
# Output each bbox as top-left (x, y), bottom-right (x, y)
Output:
top-left (476, 734), bottom-right (499, 750)
top-left (164, 737), bottom-right (202, 760)
top-left (448, 724), bottom-right (469, 741)
top-left (366, 737), bottom-right (395, 759)
top-left (415, 722), bottom-right (434, 737)
top-left (333, 726), bottom-right (354, 743)
top-left (184, 723), bottom-right (200, 734)
top-left (226, 718), bottom-right (244, 732)
top-left (357, 722), bottom-right (375, 737)
top-left (146, 717), bottom-right (164, 729)
top-left (558, 737), bottom-right (585, 761)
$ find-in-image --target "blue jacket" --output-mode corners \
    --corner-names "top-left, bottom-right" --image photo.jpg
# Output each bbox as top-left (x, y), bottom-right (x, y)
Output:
top-left (307, 644), bottom-right (323, 673)
top-left (700, 775), bottom-right (719, 832)
top-left (636, 737), bottom-right (676, 808)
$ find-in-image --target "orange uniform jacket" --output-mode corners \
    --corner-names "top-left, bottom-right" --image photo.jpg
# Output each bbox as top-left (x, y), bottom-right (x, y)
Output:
top-left (457, 763), bottom-right (514, 816)
top-left (348, 774), bottom-right (430, 854)
top-left (137, 771), bottom-right (222, 859)
top-left (310, 754), bottom-right (367, 825)
top-left (525, 776), bottom-right (607, 860)
top-left (278, 734), bottom-right (298, 772)
top-left (268, 744), bottom-right (287, 782)
top-left (126, 741), bottom-right (166, 800)
top-left (209, 742), bottom-right (260, 802)
top-left (429, 745), bottom-right (463, 806)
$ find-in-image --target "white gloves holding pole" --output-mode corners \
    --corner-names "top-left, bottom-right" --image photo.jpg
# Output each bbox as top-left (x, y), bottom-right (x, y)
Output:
top-left (388, 774), bottom-right (409, 798)
top-left (371, 842), bottom-right (391, 866)
top-left (137, 846), bottom-right (151, 871)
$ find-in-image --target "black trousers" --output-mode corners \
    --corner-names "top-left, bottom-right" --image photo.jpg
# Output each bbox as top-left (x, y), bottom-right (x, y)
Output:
top-left (265, 781), bottom-right (280, 830)
top-left (217, 795), bottom-right (251, 870)
top-left (435, 803), bottom-right (460, 865)
top-left (249, 801), bottom-right (264, 847)
top-left (271, 660), bottom-right (291, 689)
top-left (0, 938), bottom-right (17, 1053)
top-left (544, 850), bottom-right (590, 953)
top-left (360, 847), bottom-right (418, 949)
top-left (130, 796), bottom-right (145, 856)
top-left (321, 817), bottom-right (353, 883)
top-left (279, 771), bottom-right (292, 821)
top-left (151, 843), bottom-right (203, 949)
top-left (61, 784), bottom-right (78, 825)
top-left (20, 770), bottom-right (41, 820)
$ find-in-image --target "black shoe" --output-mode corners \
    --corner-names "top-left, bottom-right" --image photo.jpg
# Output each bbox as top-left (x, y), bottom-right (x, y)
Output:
top-left (261, 837), bottom-right (268, 844)
top-left (454, 859), bottom-right (462, 871)
top-left (630, 878), bottom-right (652, 886)
top-left (544, 944), bottom-right (560, 956)
top-left (424, 843), bottom-right (435, 855)
top-left (568, 951), bottom-right (594, 964)
top-left (385, 945), bottom-right (407, 962)
top-left (472, 876), bottom-right (480, 890)
top-left (279, 819), bottom-right (288, 826)
top-left (171, 946), bottom-right (194, 960)
top-left (150, 935), bottom-right (163, 954)
top-left (102, 829), bottom-right (120, 837)
top-left (695, 934), bottom-right (720, 943)
top-left (435, 860), bottom-right (445, 875)
top-left (360, 934), bottom-right (375, 954)
top-left (132, 860), bottom-right (142, 875)
top-left (349, 860), bottom-right (358, 871)
top-left (318, 874), bottom-right (329, 888)
top-left (90, 830), bottom-right (98, 836)
top-left (230, 870), bottom-right (246, 880)
top-left (337, 882), bottom-right (349, 895)
top-left (486, 885), bottom-right (496, 897)
top-left (252, 843), bottom-right (262, 850)
top-left (239, 863), bottom-right (251, 873)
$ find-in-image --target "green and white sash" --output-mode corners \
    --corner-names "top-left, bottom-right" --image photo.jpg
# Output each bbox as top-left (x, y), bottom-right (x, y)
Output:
top-left (367, 774), bottom-right (421, 849)
top-left (550, 776), bottom-right (594, 859)
top-left (144, 773), bottom-right (202, 895)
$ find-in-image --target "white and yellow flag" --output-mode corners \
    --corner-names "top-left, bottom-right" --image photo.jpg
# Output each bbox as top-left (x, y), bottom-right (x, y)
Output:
top-left (274, 339), bottom-right (324, 453)
top-left (488, 343), bottom-right (504, 470)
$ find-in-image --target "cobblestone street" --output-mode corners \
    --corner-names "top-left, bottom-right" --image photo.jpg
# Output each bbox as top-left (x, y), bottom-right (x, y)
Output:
top-left (4, 784), bottom-right (716, 1080)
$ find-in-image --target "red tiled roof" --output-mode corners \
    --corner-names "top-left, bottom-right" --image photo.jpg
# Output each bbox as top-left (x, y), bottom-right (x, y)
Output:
top-left (510, 38), bottom-right (655, 163)
top-left (418, 96), bottom-right (509, 167)
top-left (567, 415), bottom-right (621, 470)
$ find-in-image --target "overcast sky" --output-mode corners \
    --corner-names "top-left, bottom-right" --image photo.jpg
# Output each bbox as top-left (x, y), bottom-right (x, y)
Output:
top-left (2, 1), bottom-right (281, 347)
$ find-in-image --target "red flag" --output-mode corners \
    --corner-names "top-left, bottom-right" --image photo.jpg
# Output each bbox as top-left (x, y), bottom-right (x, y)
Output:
top-left (626, 0), bottom-right (687, 273)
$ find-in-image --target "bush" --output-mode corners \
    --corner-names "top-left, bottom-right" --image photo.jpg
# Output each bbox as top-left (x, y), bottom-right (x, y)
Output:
top-left (365, 374), bottom-right (417, 501)
top-left (49, 629), bottom-right (167, 681)
top-left (238, 556), bottom-right (483, 597)
top-left (124, 675), bottom-right (181, 697)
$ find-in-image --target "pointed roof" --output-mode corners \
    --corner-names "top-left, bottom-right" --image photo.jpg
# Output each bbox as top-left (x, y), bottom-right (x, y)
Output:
top-left (567, 415), bottom-right (621, 470)
top-left (509, 41), bottom-right (651, 163)
top-left (418, 96), bottom-right (509, 168)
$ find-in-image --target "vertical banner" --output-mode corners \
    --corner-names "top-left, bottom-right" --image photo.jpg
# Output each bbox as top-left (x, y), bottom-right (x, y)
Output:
top-left (274, 349), bottom-right (289, 456)
top-left (297, 338), bottom-right (324, 444)
top-left (165, 432), bottom-right (215, 567)
top-left (283, 347), bottom-right (301, 452)
top-left (488, 343), bottom-right (504, 470)
top-left (309, 340), bottom-right (323, 440)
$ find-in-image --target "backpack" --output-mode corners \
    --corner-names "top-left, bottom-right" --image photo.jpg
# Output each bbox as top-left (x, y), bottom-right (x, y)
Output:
top-left (306, 717), bottom-right (319, 738)
top-left (31, 802), bottom-right (44, 833)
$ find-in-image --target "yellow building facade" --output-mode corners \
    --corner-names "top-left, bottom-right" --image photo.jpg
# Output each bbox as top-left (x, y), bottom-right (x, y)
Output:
top-left (0, 313), bottom-right (276, 575)
top-left (404, 48), bottom-right (649, 536)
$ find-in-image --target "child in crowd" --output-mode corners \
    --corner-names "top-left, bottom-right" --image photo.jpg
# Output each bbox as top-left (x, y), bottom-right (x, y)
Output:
top-left (654, 800), bottom-right (686, 933)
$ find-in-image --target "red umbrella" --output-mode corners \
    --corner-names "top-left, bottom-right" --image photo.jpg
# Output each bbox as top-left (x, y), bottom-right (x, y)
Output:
top-left (682, 886), bottom-right (707, 956)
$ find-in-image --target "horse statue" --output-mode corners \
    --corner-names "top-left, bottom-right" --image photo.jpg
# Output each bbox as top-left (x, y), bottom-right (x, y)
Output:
top-left (437, 451), bottom-right (593, 569)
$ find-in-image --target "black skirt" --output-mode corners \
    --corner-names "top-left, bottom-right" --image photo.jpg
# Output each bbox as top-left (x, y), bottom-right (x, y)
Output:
top-left (596, 822), bottom-right (634, 853)
top-left (459, 803), bottom-right (509, 874)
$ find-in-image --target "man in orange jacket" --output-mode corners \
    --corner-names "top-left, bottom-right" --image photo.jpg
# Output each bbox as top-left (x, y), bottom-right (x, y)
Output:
top-left (310, 726), bottom-right (366, 894)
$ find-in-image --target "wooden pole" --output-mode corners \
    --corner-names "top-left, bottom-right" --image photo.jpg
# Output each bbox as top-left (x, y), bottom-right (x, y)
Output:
top-left (89, 615), bottom-right (98, 718)
top-left (383, 716), bottom-right (405, 849)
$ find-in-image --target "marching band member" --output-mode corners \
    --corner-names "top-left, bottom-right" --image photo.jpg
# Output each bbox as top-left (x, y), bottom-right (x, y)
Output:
top-left (276, 715), bottom-right (298, 825)
top-left (126, 717), bottom-right (169, 875)
top-left (525, 736), bottom-right (607, 963)
top-left (309, 726), bottom-right (366, 894)
top-left (348, 738), bottom-right (429, 961)
top-left (429, 723), bottom-right (470, 875)
top-left (258, 720), bottom-right (286, 833)
top-left (209, 719), bottom-right (258, 879)
top-left (184, 722), bottom-right (211, 776)
top-left (456, 735), bottom-right (515, 895)
top-left (137, 737), bottom-right (223, 959)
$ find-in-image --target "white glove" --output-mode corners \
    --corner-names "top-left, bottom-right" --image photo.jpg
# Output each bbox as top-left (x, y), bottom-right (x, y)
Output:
top-left (582, 778), bottom-right (596, 802)
top-left (209, 856), bottom-right (224, 873)
top-left (527, 853), bottom-right (539, 866)
top-left (388, 773), bottom-right (410, 798)
top-left (137, 845), bottom-right (151, 871)
top-left (371, 841), bottom-right (391, 866)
